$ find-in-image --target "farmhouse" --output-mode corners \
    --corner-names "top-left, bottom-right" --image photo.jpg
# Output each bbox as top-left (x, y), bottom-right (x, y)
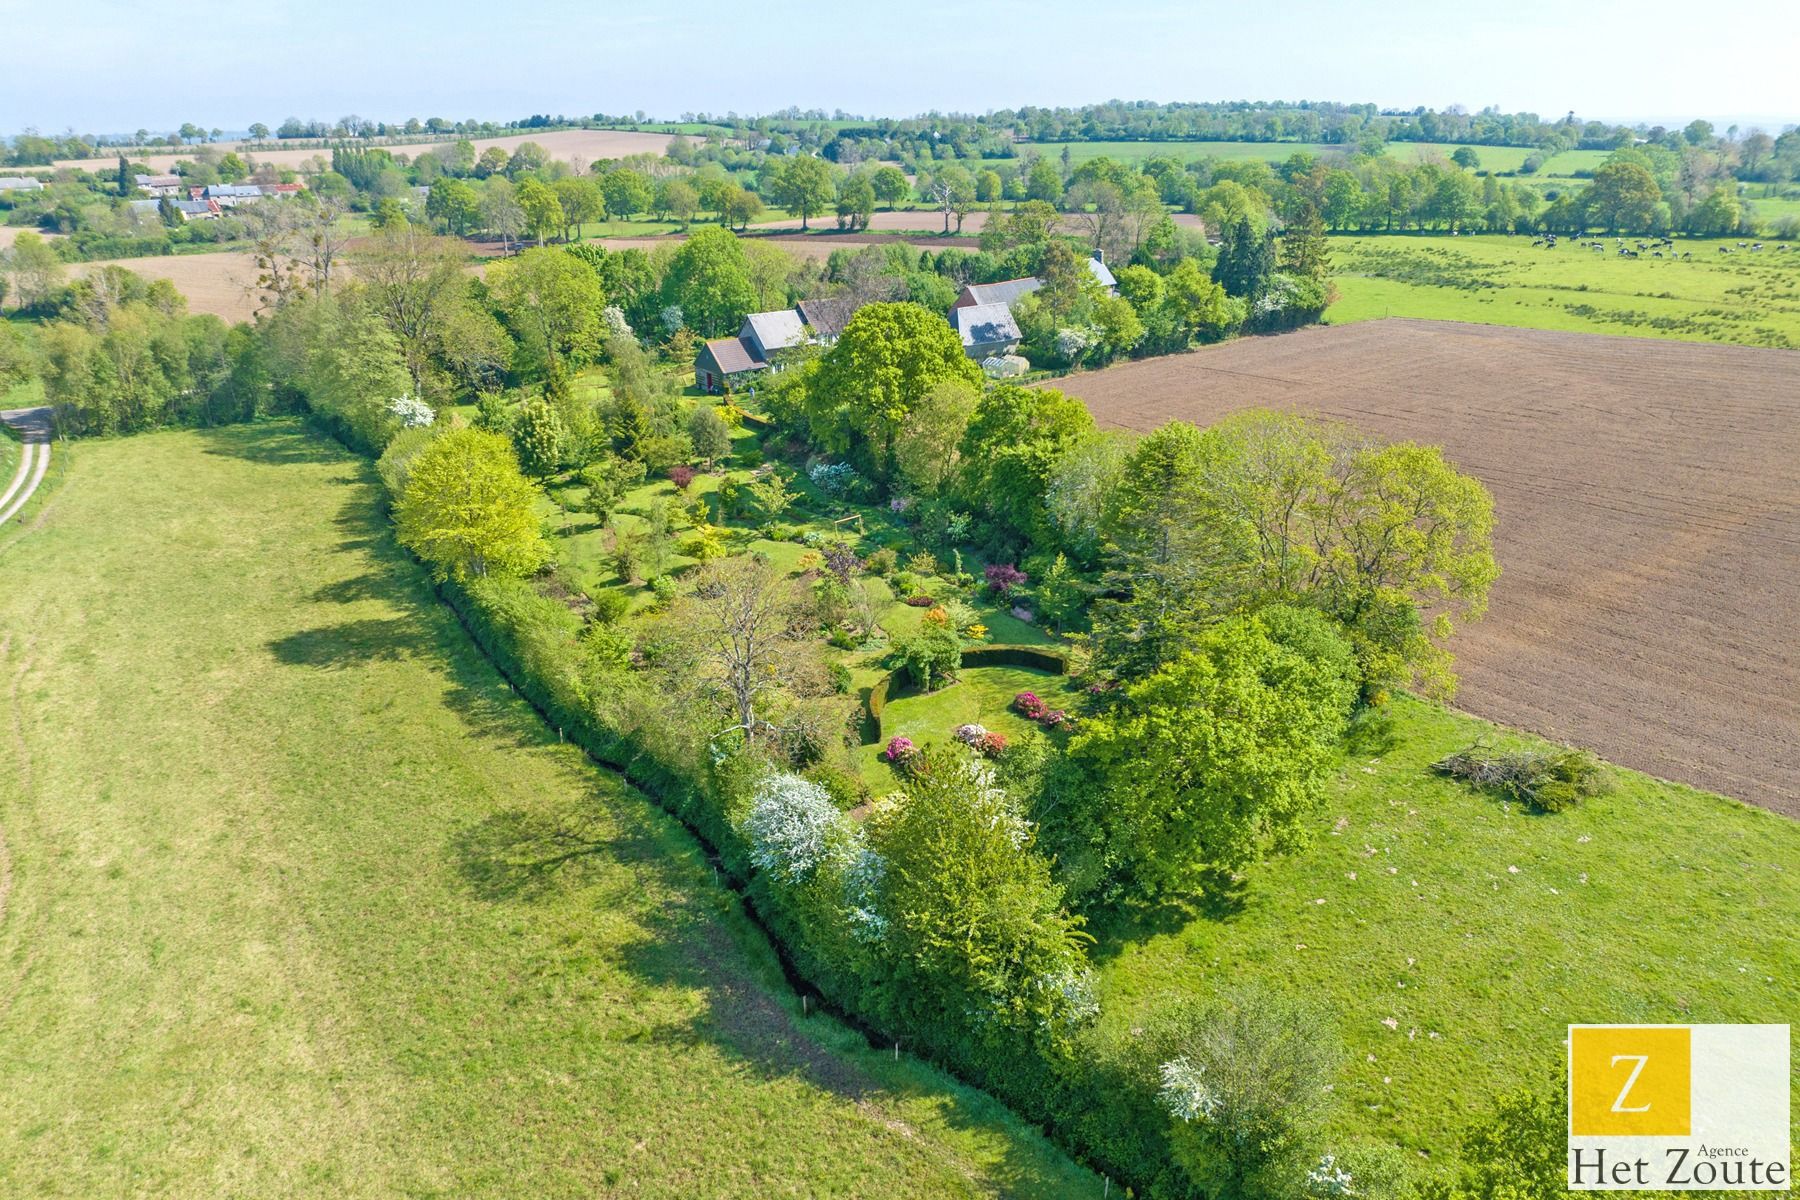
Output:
top-left (201, 183), bottom-right (263, 207)
top-left (694, 298), bottom-right (869, 393)
top-left (943, 252), bottom-right (1117, 359)
top-left (0, 176), bottom-right (45, 193)
top-left (128, 197), bottom-right (221, 221)
top-left (951, 275), bottom-right (1043, 311)
top-left (694, 335), bottom-right (767, 394)
top-left (950, 302), bottom-right (1024, 358)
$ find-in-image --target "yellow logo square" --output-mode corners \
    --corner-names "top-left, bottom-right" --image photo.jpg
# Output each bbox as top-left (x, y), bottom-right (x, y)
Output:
top-left (1570, 1025), bottom-right (1692, 1136)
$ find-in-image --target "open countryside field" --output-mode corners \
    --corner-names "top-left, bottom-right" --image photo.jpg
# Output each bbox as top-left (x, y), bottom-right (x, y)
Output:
top-left (0, 423), bottom-right (1095, 1198)
top-left (1330, 233), bottom-right (1800, 348)
top-left (1020, 140), bottom-right (1609, 175)
top-left (1056, 319), bottom-right (1800, 814)
top-left (47, 128), bottom-right (674, 173)
top-left (1090, 692), bottom-right (1800, 1154)
top-left (64, 252), bottom-right (267, 322)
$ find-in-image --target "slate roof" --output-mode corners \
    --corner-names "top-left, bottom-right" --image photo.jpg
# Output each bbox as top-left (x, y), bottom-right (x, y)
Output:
top-left (701, 336), bottom-right (766, 374)
top-left (741, 309), bottom-right (807, 356)
top-left (794, 297), bottom-right (857, 338)
top-left (950, 302), bottom-right (1022, 349)
top-left (962, 276), bottom-right (1043, 307)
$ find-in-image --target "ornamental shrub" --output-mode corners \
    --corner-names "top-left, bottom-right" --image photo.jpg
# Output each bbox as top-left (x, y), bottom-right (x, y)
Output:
top-left (986, 563), bottom-right (1028, 595)
top-left (893, 623), bottom-right (963, 692)
top-left (742, 773), bottom-right (850, 884)
top-left (884, 735), bottom-right (917, 763)
top-left (668, 464), bottom-right (697, 490)
top-left (808, 461), bottom-right (858, 496)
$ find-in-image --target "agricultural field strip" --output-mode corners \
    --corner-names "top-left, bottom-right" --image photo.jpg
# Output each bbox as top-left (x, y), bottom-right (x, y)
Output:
top-left (1056, 319), bottom-right (1800, 813)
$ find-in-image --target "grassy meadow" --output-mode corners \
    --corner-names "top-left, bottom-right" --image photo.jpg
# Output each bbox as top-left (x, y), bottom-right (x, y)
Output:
top-left (0, 421), bottom-right (1097, 1198)
top-left (1328, 233), bottom-right (1800, 348)
top-left (1018, 140), bottom-right (1608, 177)
top-left (1090, 694), bottom-right (1800, 1155)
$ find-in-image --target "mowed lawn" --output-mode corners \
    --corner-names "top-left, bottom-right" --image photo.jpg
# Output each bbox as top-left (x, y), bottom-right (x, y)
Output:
top-left (0, 422), bottom-right (1096, 1198)
top-left (1090, 696), bottom-right (1800, 1157)
top-left (1329, 234), bottom-right (1800, 348)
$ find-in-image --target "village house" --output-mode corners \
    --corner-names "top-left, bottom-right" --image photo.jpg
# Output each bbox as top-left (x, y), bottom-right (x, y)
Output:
top-left (949, 302), bottom-right (1023, 359)
top-left (202, 183), bottom-right (264, 207)
top-left (694, 297), bottom-right (867, 393)
top-left (0, 176), bottom-right (45, 193)
top-left (133, 173), bottom-right (184, 197)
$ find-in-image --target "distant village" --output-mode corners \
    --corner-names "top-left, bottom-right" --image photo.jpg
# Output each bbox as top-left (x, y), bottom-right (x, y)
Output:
top-left (123, 172), bottom-right (307, 220)
top-left (694, 251), bottom-right (1117, 390)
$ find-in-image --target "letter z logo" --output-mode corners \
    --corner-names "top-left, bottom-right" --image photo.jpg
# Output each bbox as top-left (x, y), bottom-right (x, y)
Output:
top-left (1570, 1026), bottom-right (1692, 1136)
top-left (1610, 1055), bottom-right (1651, 1113)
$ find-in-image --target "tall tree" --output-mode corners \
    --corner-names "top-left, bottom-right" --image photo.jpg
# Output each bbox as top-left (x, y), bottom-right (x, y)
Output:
top-left (803, 302), bottom-right (982, 479)
top-left (660, 226), bottom-right (756, 337)
top-left (395, 428), bottom-right (550, 582)
top-left (352, 224), bottom-right (468, 394)
top-left (488, 246), bottom-right (605, 383)
top-left (766, 154), bottom-right (836, 230)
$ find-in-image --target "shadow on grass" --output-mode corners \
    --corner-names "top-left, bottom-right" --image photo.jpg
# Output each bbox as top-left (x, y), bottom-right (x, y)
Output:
top-left (1082, 869), bottom-right (1250, 965)
top-left (450, 803), bottom-right (660, 903)
top-left (267, 618), bottom-right (421, 668)
top-left (196, 421), bottom-right (350, 466)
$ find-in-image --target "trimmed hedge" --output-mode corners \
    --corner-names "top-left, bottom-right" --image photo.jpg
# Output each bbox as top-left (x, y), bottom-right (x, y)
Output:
top-left (864, 644), bottom-right (1067, 744)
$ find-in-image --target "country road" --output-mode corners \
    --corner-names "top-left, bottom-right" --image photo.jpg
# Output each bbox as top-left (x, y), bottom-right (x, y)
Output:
top-left (0, 407), bottom-right (52, 527)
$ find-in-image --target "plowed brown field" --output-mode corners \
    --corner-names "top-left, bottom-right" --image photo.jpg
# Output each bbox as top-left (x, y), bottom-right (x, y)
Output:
top-left (1056, 319), bottom-right (1800, 814)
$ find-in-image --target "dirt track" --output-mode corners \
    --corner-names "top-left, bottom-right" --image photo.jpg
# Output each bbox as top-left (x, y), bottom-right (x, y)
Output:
top-left (1056, 319), bottom-right (1800, 814)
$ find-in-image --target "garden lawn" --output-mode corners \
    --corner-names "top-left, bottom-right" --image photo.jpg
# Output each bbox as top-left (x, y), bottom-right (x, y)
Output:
top-left (1328, 234), bottom-right (1800, 348)
top-left (0, 421), bottom-right (1097, 1198)
top-left (1088, 694), bottom-right (1800, 1159)
top-left (860, 666), bottom-right (1082, 787)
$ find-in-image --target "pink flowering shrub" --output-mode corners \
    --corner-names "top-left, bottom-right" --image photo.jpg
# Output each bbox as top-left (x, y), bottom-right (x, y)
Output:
top-left (977, 731), bottom-right (1009, 757)
top-left (1012, 691), bottom-right (1068, 729)
top-left (884, 736), bottom-right (917, 764)
top-left (668, 464), bottom-right (697, 490)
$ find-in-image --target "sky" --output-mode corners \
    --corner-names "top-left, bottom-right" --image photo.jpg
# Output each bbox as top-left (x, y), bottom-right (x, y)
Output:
top-left (3, 0), bottom-right (1797, 136)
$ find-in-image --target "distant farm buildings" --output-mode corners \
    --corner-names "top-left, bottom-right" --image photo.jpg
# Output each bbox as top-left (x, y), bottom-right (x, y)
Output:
top-left (0, 176), bottom-right (45, 193)
top-left (694, 250), bottom-right (1119, 390)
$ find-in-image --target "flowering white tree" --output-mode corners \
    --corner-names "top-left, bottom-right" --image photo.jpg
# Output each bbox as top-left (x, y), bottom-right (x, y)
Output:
top-left (743, 773), bottom-right (848, 884)
top-left (387, 394), bottom-right (436, 428)
top-left (601, 305), bottom-right (632, 337)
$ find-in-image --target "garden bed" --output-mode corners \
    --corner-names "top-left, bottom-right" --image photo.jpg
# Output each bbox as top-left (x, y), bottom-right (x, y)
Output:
top-left (858, 664), bottom-right (1084, 787)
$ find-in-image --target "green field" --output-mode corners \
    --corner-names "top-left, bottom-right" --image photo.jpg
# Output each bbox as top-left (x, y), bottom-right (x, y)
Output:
top-left (1091, 694), bottom-right (1800, 1155)
top-left (1328, 233), bottom-right (1800, 348)
top-left (1017, 140), bottom-right (1607, 176)
top-left (0, 422), bottom-right (1096, 1198)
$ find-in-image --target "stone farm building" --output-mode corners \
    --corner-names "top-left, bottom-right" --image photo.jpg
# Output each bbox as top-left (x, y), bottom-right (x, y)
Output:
top-left (694, 297), bottom-right (860, 393)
